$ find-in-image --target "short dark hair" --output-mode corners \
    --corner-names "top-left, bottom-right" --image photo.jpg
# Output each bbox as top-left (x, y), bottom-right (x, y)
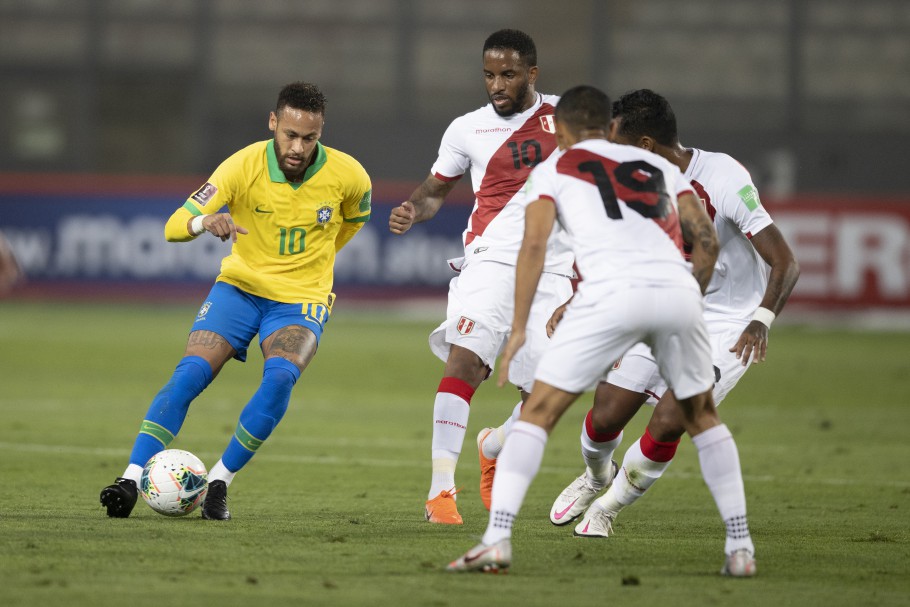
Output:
top-left (612, 89), bottom-right (678, 146)
top-left (555, 85), bottom-right (611, 132)
top-left (276, 82), bottom-right (327, 116)
top-left (483, 29), bottom-right (537, 67)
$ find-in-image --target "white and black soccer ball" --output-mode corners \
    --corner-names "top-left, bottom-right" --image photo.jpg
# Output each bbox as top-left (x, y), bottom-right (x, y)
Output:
top-left (140, 449), bottom-right (208, 517)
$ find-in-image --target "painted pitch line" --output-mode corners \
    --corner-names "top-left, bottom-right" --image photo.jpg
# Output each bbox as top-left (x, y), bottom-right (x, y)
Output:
top-left (2, 440), bottom-right (908, 488)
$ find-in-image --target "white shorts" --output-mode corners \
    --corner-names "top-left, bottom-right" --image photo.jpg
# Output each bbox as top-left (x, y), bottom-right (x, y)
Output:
top-left (535, 285), bottom-right (714, 400)
top-left (429, 259), bottom-right (573, 391)
top-left (607, 320), bottom-right (753, 405)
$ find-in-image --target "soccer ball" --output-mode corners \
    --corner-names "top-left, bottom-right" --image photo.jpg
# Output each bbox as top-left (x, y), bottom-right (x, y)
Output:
top-left (140, 449), bottom-right (208, 517)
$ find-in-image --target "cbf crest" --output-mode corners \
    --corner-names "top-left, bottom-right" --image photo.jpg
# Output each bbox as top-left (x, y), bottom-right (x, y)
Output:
top-left (196, 301), bottom-right (212, 322)
top-left (316, 205), bottom-right (333, 226)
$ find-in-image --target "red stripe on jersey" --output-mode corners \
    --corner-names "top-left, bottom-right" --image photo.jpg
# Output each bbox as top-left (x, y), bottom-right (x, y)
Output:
top-left (690, 179), bottom-right (716, 221)
top-left (434, 171), bottom-right (462, 183)
top-left (682, 179), bottom-right (716, 259)
top-left (556, 148), bottom-right (684, 253)
top-left (466, 103), bottom-right (557, 245)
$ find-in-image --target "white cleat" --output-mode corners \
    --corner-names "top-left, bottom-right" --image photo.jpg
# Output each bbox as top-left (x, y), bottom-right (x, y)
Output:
top-left (549, 460), bottom-right (618, 526)
top-left (573, 504), bottom-right (615, 538)
top-left (446, 539), bottom-right (511, 573)
top-left (721, 548), bottom-right (757, 577)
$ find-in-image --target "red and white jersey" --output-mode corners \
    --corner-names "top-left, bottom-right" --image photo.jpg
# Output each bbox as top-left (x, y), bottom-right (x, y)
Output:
top-left (684, 148), bottom-right (774, 324)
top-left (525, 138), bottom-right (696, 294)
top-left (430, 93), bottom-right (573, 274)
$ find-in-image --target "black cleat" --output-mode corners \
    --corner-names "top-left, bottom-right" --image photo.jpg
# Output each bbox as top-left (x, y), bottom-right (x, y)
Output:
top-left (100, 477), bottom-right (138, 518)
top-left (201, 480), bottom-right (231, 520)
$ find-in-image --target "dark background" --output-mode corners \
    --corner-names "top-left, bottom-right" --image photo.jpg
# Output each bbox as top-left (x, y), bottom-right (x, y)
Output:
top-left (2, 0), bottom-right (908, 197)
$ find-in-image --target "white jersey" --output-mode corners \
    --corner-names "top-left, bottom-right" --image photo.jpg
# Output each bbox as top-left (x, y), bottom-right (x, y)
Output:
top-left (684, 148), bottom-right (774, 324)
top-left (430, 93), bottom-right (574, 275)
top-left (525, 138), bottom-right (696, 294)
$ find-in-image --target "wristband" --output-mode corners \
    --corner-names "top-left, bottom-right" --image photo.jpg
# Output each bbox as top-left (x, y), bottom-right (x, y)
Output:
top-left (190, 215), bottom-right (206, 236)
top-left (751, 306), bottom-right (776, 328)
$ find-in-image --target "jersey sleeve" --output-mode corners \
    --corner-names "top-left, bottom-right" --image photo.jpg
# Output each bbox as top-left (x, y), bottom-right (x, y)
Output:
top-left (429, 117), bottom-right (470, 181)
top-left (164, 155), bottom-right (240, 241)
top-left (523, 157), bottom-right (559, 205)
top-left (716, 160), bottom-right (773, 238)
top-left (335, 157), bottom-right (373, 252)
top-left (340, 159), bottom-right (373, 223)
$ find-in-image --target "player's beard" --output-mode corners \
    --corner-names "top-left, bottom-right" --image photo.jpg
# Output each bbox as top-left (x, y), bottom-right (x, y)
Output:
top-left (490, 81), bottom-right (531, 117)
top-left (274, 139), bottom-right (307, 182)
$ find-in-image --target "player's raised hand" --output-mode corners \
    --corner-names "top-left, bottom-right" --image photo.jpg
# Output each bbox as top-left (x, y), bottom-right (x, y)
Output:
top-left (202, 213), bottom-right (249, 242)
top-left (497, 328), bottom-right (526, 388)
top-left (729, 321), bottom-right (769, 366)
top-left (389, 201), bottom-right (416, 235)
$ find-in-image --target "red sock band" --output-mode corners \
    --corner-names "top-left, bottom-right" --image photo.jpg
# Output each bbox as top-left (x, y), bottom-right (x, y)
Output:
top-left (584, 409), bottom-right (622, 443)
top-left (438, 377), bottom-right (475, 404)
top-left (640, 427), bottom-right (680, 463)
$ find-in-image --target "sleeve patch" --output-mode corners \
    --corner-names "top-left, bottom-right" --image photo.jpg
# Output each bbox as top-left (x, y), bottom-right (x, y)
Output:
top-left (191, 182), bottom-right (218, 206)
top-left (359, 189), bottom-right (372, 213)
top-left (737, 184), bottom-right (760, 211)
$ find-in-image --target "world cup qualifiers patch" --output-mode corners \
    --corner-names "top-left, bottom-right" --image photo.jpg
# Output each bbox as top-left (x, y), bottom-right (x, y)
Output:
top-left (359, 189), bottom-right (372, 213)
top-left (317, 205), bottom-right (333, 225)
top-left (191, 182), bottom-right (218, 206)
top-left (737, 184), bottom-right (761, 211)
top-left (456, 316), bottom-right (476, 335)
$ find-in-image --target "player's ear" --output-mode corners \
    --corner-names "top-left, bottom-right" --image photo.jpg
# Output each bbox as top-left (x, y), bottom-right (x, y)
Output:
top-left (527, 65), bottom-right (539, 85)
top-left (268, 111), bottom-right (278, 133)
top-left (639, 136), bottom-right (656, 151)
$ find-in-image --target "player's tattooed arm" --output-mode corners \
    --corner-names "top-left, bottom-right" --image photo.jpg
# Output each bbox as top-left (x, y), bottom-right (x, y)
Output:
top-left (390, 174), bottom-right (459, 234)
top-left (678, 193), bottom-right (718, 294)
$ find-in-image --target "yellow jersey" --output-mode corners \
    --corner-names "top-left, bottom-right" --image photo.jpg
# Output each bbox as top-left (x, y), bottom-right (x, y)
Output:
top-left (165, 140), bottom-right (371, 305)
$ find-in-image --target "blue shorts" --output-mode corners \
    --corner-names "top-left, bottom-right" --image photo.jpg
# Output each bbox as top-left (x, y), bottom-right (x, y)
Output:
top-left (190, 282), bottom-right (330, 362)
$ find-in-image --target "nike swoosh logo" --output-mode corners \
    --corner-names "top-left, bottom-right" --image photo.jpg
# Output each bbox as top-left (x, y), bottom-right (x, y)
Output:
top-left (552, 498), bottom-right (578, 521)
top-left (581, 521), bottom-right (590, 533)
top-left (254, 206), bottom-right (273, 214)
top-left (464, 546), bottom-right (496, 564)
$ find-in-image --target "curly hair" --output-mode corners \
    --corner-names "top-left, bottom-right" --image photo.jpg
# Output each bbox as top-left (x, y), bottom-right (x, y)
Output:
top-left (612, 89), bottom-right (678, 146)
top-left (276, 82), bottom-right (327, 116)
top-left (483, 29), bottom-right (537, 67)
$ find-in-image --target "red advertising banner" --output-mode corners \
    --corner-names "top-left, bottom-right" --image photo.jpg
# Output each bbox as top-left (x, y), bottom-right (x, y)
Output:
top-left (767, 198), bottom-right (910, 310)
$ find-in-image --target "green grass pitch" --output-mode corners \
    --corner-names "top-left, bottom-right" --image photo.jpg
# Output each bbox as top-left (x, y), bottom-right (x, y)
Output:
top-left (0, 301), bottom-right (908, 606)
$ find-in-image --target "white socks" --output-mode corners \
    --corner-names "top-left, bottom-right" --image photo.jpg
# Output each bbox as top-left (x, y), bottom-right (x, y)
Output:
top-left (428, 378), bottom-right (474, 499)
top-left (692, 424), bottom-right (754, 555)
top-left (208, 459), bottom-right (237, 487)
top-left (482, 401), bottom-right (522, 459)
top-left (122, 463), bottom-right (144, 485)
top-left (482, 421), bottom-right (548, 545)
top-left (593, 436), bottom-right (673, 517)
top-left (580, 417), bottom-right (623, 488)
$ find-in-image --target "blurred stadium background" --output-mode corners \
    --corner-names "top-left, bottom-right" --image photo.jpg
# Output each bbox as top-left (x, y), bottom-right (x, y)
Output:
top-left (1, 0), bottom-right (909, 317)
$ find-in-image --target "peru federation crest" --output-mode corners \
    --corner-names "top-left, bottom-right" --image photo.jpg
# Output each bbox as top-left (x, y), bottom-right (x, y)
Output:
top-left (316, 205), bottom-right (333, 225)
top-left (540, 114), bottom-right (556, 134)
top-left (456, 316), bottom-right (476, 335)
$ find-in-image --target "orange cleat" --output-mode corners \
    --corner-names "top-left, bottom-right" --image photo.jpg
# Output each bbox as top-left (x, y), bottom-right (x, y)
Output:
top-left (476, 428), bottom-right (497, 511)
top-left (425, 487), bottom-right (463, 524)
